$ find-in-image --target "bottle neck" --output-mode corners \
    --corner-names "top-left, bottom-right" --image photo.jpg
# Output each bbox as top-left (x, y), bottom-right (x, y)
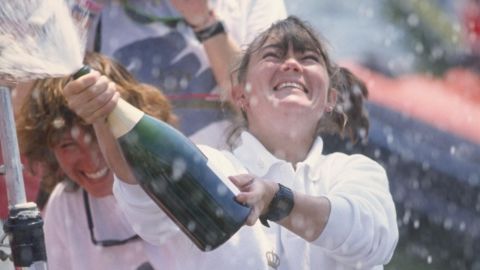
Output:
top-left (108, 98), bottom-right (144, 138)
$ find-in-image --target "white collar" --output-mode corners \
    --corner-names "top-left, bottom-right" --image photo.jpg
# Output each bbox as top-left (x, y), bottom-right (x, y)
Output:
top-left (232, 131), bottom-right (325, 177)
top-left (298, 135), bottom-right (324, 169)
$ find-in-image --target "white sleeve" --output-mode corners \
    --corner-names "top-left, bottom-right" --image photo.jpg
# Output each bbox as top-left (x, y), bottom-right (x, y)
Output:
top-left (43, 191), bottom-right (72, 270)
top-left (112, 176), bottom-right (181, 246)
top-left (244, 0), bottom-right (287, 44)
top-left (313, 154), bottom-right (399, 268)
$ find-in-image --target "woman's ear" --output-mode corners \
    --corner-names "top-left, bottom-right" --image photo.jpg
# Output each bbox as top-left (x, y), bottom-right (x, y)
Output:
top-left (326, 88), bottom-right (338, 112)
top-left (231, 84), bottom-right (247, 111)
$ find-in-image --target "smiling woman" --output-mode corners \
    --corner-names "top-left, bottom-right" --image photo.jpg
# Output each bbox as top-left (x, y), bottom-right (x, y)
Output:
top-left (14, 51), bottom-right (177, 270)
top-left (61, 16), bottom-right (398, 270)
top-left (16, 52), bottom-right (176, 201)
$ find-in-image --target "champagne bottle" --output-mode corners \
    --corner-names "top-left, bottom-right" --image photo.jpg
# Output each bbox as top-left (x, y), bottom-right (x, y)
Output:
top-left (73, 66), bottom-right (251, 251)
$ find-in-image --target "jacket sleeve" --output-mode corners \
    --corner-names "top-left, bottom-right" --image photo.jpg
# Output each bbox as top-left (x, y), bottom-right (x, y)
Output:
top-left (313, 154), bottom-right (399, 268)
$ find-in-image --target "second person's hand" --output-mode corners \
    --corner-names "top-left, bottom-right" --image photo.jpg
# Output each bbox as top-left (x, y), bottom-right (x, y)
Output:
top-left (170, 0), bottom-right (211, 28)
top-left (229, 174), bottom-right (279, 226)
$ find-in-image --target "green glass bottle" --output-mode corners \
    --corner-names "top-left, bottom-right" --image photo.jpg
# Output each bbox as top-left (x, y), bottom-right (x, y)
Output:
top-left (73, 66), bottom-right (251, 251)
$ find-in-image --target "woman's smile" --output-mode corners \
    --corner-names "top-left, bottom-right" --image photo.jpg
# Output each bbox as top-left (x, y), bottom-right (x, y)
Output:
top-left (83, 167), bottom-right (109, 181)
top-left (273, 81), bottom-right (308, 94)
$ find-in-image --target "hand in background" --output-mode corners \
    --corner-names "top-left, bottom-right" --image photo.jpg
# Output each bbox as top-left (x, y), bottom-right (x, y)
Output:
top-left (170, 0), bottom-right (211, 27)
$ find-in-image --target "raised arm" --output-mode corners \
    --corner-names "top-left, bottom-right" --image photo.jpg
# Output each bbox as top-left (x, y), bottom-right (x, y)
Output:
top-left (172, 0), bottom-right (287, 99)
top-left (171, 0), bottom-right (239, 96)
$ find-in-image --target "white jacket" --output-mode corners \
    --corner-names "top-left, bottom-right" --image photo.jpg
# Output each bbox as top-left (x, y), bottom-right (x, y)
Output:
top-left (113, 132), bottom-right (398, 270)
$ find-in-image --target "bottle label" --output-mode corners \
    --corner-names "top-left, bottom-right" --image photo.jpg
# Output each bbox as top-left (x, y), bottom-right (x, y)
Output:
top-left (108, 99), bottom-right (144, 138)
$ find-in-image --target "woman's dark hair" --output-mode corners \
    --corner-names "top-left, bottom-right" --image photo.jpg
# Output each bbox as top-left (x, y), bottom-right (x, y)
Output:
top-left (228, 16), bottom-right (369, 146)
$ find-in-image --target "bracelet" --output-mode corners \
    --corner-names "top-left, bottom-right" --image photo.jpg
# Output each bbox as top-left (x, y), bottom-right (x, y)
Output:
top-left (194, 21), bottom-right (225, 43)
top-left (259, 183), bottom-right (294, 227)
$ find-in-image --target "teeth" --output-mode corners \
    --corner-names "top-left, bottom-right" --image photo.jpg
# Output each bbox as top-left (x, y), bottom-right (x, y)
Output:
top-left (85, 167), bottom-right (108, 179)
top-left (275, 82), bottom-right (306, 93)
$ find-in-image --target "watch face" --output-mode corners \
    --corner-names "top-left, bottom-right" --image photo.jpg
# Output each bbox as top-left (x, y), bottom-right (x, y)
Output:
top-left (263, 184), bottom-right (294, 222)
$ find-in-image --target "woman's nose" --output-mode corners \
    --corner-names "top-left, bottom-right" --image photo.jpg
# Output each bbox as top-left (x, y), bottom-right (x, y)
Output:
top-left (281, 57), bottom-right (302, 72)
top-left (79, 144), bottom-right (102, 167)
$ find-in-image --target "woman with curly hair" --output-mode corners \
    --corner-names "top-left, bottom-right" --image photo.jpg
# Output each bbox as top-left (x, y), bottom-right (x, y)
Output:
top-left (16, 52), bottom-right (176, 270)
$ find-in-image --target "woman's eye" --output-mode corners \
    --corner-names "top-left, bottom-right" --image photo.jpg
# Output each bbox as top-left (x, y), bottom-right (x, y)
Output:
top-left (59, 141), bottom-right (75, 149)
top-left (262, 52), bottom-right (279, 59)
top-left (302, 54), bottom-right (320, 62)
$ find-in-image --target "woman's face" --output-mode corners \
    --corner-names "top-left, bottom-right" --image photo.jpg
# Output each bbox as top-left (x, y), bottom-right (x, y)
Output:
top-left (52, 126), bottom-right (113, 197)
top-left (240, 37), bottom-right (335, 134)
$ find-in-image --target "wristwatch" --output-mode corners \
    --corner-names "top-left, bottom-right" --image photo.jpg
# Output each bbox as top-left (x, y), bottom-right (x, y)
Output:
top-left (259, 183), bottom-right (294, 227)
top-left (194, 21), bottom-right (226, 43)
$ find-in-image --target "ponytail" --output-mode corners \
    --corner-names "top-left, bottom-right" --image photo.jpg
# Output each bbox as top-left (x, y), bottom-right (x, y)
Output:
top-left (318, 67), bottom-right (369, 144)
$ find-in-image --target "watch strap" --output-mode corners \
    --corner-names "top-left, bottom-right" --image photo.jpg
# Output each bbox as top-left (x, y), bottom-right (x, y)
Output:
top-left (194, 21), bottom-right (225, 43)
top-left (259, 183), bottom-right (294, 227)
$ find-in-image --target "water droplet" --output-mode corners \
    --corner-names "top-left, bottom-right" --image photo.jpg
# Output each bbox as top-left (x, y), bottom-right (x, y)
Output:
top-left (84, 132), bottom-right (93, 145)
top-left (127, 57), bottom-right (142, 71)
top-left (216, 184), bottom-right (228, 196)
top-left (215, 207), bottom-right (224, 217)
top-left (179, 76), bottom-right (189, 90)
top-left (402, 209), bottom-right (411, 224)
top-left (151, 67), bottom-right (160, 78)
top-left (386, 134), bottom-right (394, 145)
top-left (52, 117), bottom-right (65, 129)
top-left (459, 222), bottom-right (466, 232)
top-left (413, 219), bottom-right (420, 229)
top-left (164, 75), bottom-right (177, 92)
top-left (443, 218), bottom-right (453, 230)
top-left (468, 174), bottom-right (479, 185)
top-left (245, 83), bottom-right (252, 93)
top-left (415, 42), bottom-right (424, 54)
top-left (407, 13), bottom-right (419, 27)
top-left (421, 161), bottom-right (430, 171)
top-left (352, 85), bottom-right (363, 96)
top-left (187, 221), bottom-right (196, 232)
top-left (430, 47), bottom-right (444, 60)
top-left (71, 126), bottom-right (80, 139)
top-left (171, 158), bottom-right (186, 181)
top-left (32, 87), bottom-right (41, 101)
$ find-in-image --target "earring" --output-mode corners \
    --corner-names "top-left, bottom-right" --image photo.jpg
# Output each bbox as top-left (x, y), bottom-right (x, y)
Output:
top-left (238, 101), bottom-right (246, 112)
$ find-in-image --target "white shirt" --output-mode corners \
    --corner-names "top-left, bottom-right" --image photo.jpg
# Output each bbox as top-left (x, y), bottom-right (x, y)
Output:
top-left (113, 132), bottom-right (398, 270)
top-left (43, 182), bottom-right (160, 270)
